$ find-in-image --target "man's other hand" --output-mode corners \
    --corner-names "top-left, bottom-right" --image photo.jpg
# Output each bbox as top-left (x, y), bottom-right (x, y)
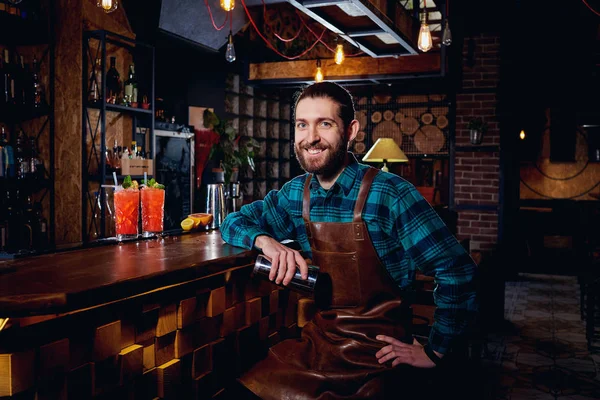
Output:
top-left (375, 336), bottom-right (439, 368)
top-left (255, 236), bottom-right (309, 286)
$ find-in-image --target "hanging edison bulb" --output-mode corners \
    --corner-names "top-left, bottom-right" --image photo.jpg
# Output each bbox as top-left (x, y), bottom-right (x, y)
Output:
top-left (97, 0), bottom-right (118, 13)
top-left (418, 23), bottom-right (432, 52)
top-left (315, 60), bottom-right (324, 82)
top-left (442, 19), bottom-right (452, 46)
top-left (519, 130), bottom-right (526, 140)
top-left (225, 32), bottom-right (236, 62)
top-left (334, 44), bottom-right (345, 65)
top-left (220, 0), bottom-right (234, 11)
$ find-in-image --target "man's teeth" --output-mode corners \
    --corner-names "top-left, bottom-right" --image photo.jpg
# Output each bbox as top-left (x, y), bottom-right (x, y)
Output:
top-left (307, 148), bottom-right (323, 154)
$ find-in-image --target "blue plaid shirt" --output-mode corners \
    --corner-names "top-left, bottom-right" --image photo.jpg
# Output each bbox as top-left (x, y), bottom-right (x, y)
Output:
top-left (221, 155), bottom-right (477, 354)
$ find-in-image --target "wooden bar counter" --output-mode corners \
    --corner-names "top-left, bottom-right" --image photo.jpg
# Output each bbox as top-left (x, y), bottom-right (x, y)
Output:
top-left (0, 231), bottom-right (297, 399)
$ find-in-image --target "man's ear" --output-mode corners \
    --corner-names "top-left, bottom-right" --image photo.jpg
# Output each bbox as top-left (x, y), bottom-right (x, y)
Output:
top-left (347, 119), bottom-right (360, 143)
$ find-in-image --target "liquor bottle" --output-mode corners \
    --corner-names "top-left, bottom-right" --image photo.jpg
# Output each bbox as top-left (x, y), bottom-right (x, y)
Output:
top-left (3, 49), bottom-right (13, 105)
top-left (34, 203), bottom-right (48, 250)
top-left (130, 141), bottom-right (136, 159)
top-left (88, 58), bottom-right (101, 103)
top-left (112, 139), bottom-right (121, 174)
top-left (106, 57), bottom-right (120, 105)
top-left (28, 136), bottom-right (43, 178)
top-left (5, 190), bottom-right (21, 253)
top-left (15, 130), bottom-right (29, 179)
top-left (19, 55), bottom-right (28, 106)
top-left (0, 52), bottom-right (5, 108)
top-left (23, 195), bottom-right (35, 250)
top-left (32, 55), bottom-right (44, 108)
top-left (1, 127), bottom-right (14, 178)
top-left (137, 145), bottom-right (143, 159)
top-left (123, 64), bottom-right (137, 106)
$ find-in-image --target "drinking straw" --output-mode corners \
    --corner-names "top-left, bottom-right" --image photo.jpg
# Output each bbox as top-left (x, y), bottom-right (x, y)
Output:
top-left (144, 171), bottom-right (148, 185)
top-left (113, 171), bottom-right (118, 187)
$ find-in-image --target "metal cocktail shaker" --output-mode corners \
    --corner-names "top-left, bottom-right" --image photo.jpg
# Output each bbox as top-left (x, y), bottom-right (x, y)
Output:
top-left (201, 183), bottom-right (226, 230)
top-left (253, 254), bottom-right (319, 293)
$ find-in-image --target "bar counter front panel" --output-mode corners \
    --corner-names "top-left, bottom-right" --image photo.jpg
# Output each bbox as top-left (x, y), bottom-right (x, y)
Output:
top-left (0, 231), bottom-right (306, 398)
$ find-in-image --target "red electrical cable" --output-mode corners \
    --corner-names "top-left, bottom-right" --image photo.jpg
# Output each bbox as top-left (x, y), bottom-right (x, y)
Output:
top-left (582, 0), bottom-right (600, 16)
top-left (296, 10), bottom-right (364, 57)
top-left (240, 0), bottom-right (326, 60)
top-left (204, 0), bottom-right (229, 31)
top-left (261, 0), bottom-right (303, 42)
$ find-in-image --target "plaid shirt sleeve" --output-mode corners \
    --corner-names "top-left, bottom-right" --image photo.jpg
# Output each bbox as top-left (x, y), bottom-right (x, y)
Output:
top-left (220, 184), bottom-right (298, 250)
top-left (392, 185), bottom-right (478, 355)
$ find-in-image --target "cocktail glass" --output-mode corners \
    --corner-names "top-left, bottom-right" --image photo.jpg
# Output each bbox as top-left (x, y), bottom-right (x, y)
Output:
top-left (113, 188), bottom-right (140, 241)
top-left (141, 186), bottom-right (165, 237)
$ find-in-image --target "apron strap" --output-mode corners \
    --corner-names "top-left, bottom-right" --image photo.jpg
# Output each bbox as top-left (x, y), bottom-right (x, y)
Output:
top-left (303, 174), bottom-right (313, 238)
top-left (353, 168), bottom-right (379, 223)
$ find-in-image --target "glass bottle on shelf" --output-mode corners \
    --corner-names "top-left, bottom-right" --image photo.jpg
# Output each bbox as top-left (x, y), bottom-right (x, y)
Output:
top-left (23, 195), bottom-right (35, 250)
top-left (123, 64), bottom-right (137, 106)
top-left (106, 56), bottom-right (120, 105)
top-left (1, 127), bottom-right (14, 178)
top-left (0, 52), bottom-right (5, 108)
top-left (32, 55), bottom-right (44, 108)
top-left (28, 136), bottom-right (43, 179)
top-left (3, 49), bottom-right (14, 105)
top-left (34, 202), bottom-right (48, 250)
top-left (15, 130), bottom-right (29, 179)
top-left (19, 55), bottom-right (27, 107)
top-left (88, 58), bottom-right (101, 103)
top-left (5, 190), bottom-right (20, 252)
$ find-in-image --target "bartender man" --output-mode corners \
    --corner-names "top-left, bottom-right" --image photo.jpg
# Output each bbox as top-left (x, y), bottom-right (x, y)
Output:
top-left (221, 82), bottom-right (478, 399)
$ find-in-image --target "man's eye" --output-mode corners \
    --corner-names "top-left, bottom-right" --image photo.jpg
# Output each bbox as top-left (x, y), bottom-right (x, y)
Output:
top-left (296, 122), bottom-right (307, 129)
top-left (319, 121), bottom-right (332, 128)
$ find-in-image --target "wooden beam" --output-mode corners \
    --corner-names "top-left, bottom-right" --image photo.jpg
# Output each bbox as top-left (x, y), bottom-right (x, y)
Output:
top-left (248, 53), bottom-right (441, 83)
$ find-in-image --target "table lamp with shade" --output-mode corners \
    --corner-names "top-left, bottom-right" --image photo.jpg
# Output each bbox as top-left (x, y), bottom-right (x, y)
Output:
top-left (362, 138), bottom-right (408, 172)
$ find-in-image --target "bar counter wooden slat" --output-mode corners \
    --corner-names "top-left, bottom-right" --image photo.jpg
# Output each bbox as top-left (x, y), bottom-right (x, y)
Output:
top-left (0, 231), bottom-right (257, 317)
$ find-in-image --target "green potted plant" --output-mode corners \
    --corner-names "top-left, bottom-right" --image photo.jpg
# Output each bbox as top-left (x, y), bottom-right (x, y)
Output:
top-left (467, 118), bottom-right (488, 145)
top-left (203, 109), bottom-right (260, 184)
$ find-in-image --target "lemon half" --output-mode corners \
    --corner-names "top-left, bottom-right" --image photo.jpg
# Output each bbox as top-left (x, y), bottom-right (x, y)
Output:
top-left (180, 218), bottom-right (195, 231)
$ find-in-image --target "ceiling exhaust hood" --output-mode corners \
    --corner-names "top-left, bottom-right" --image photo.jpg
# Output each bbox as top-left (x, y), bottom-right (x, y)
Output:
top-left (285, 0), bottom-right (419, 58)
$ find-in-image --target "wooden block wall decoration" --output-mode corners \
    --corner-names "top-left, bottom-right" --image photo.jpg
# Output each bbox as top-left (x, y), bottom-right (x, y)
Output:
top-left (192, 343), bottom-right (212, 379)
top-left (197, 316), bottom-right (222, 347)
top-left (211, 336), bottom-right (237, 380)
top-left (157, 358), bottom-right (181, 399)
top-left (245, 297), bottom-right (262, 325)
top-left (36, 379), bottom-right (67, 400)
top-left (268, 331), bottom-right (281, 347)
top-left (0, 350), bottom-right (35, 396)
top-left (269, 289), bottom-right (279, 314)
top-left (206, 287), bottom-right (226, 317)
top-left (220, 307), bottom-right (236, 337)
top-left (38, 338), bottom-right (69, 382)
top-left (297, 297), bottom-right (316, 328)
top-left (234, 302), bottom-right (247, 329)
top-left (194, 371), bottom-right (217, 399)
top-left (155, 331), bottom-right (176, 367)
top-left (136, 367), bottom-right (158, 399)
top-left (237, 324), bottom-right (261, 372)
top-left (120, 318), bottom-right (136, 350)
top-left (68, 329), bottom-right (93, 370)
top-left (67, 362), bottom-right (95, 400)
top-left (142, 340), bottom-right (156, 372)
top-left (135, 306), bottom-right (159, 344)
top-left (175, 326), bottom-right (198, 359)
top-left (157, 303), bottom-right (178, 337)
top-left (244, 279), bottom-right (260, 301)
top-left (94, 355), bottom-right (120, 396)
top-left (177, 297), bottom-right (197, 329)
top-left (118, 344), bottom-right (143, 386)
top-left (212, 387), bottom-right (226, 399)
top-left (93, 321), bottom-right (122, 361)
top-left (259, 316), bottom-right (270, 341)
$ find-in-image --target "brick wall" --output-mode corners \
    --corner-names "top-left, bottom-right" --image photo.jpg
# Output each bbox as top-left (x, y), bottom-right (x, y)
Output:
top-left (454, 34), bottom-right (501, 252)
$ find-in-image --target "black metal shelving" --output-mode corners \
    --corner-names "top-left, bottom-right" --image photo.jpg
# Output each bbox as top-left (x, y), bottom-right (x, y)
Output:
top-left (0, 0), bottom-right (55, 259)
top-left (82, 29), bottom-right (155, 242)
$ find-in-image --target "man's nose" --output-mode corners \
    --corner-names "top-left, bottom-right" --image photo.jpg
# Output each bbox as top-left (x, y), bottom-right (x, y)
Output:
top-left (307, 125), bottom-right (320, 143)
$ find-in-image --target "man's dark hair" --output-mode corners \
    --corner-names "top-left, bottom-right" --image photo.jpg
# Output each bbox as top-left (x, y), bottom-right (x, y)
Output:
top-left (294, 82), bottom-right (355, 132)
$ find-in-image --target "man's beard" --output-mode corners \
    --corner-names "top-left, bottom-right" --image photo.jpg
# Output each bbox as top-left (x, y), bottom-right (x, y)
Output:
top-left (294, 138), bottom-right (348, 178)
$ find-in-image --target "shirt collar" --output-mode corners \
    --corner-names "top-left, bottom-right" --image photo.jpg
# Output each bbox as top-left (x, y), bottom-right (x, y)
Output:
top-left (309, 153), bottom-right (360, 196)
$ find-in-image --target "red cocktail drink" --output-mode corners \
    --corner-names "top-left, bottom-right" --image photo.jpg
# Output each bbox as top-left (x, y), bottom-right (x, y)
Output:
top-left (141, 187), bottom-right (165, 237)
top-left (114, 188), bottom-right (139, 240)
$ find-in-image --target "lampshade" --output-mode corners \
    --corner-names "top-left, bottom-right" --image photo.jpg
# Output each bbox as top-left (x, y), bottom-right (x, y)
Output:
top-left (362, 138), bottom-right (408, 172)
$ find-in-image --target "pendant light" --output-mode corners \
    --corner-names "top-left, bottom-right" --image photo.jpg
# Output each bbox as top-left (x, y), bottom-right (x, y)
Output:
top-left (334, 43), bottom-right (345, 65)
top-left (442, 0), bottom-right (452, 46)
top-left (417, 0), bottom-right (432, 52)
top-left (519, 130), bottom-right (526, 140)
top-left (315, 59), bottom-right (324, 82)
top-left (220, 0), bottom-right (234, 12)
top-left (225, 32), bottom-right (236, 62)
top-left (97, 0), bottom-right (118, 13)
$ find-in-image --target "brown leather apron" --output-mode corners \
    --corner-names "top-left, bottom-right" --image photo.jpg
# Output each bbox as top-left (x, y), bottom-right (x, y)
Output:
top-left (240, 168), bottom-right (412, 399)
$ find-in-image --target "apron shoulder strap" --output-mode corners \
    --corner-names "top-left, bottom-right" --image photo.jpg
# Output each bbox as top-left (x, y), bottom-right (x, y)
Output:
top-left (302, 174), bottom-right (313, 222)
top-left (353, 168), bottom-right (379, 222)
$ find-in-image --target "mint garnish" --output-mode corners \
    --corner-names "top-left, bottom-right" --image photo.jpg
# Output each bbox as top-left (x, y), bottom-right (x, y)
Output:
top-left (122, 175), bottom-right (132, 189)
